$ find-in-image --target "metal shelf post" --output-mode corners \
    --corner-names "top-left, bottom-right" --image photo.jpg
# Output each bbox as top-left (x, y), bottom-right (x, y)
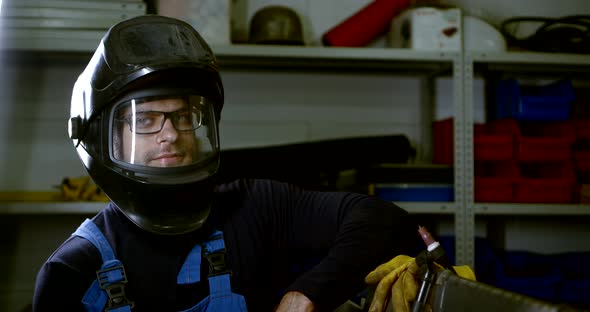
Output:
top-left (453, 52), bottom-right (475, 267)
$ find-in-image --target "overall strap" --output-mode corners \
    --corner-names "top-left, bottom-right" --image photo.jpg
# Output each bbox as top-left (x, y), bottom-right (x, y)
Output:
top-left (73, 219), bottom-right (115, 263)
top-left (176, 230), bottom-right (232, 293)
top-left (203, 231), bottom-right (232, 296)
top-left (73, 219), bottom-right (134, 312)
top-left (177, 230), bottom-right (249, 312)
top-left (178, 244), bottom-right (202, 284)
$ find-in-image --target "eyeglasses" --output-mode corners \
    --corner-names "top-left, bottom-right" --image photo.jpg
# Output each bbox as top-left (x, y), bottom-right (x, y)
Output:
top-left (116, 108), bottom-right (203, 134)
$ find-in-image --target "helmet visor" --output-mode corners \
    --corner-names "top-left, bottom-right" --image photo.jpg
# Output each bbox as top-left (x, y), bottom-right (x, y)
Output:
top-left (110, 95), bottom-right (218, 172)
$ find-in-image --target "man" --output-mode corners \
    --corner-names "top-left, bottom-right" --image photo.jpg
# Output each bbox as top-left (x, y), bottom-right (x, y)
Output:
top-left (33, 15), bottom-right (413, 311)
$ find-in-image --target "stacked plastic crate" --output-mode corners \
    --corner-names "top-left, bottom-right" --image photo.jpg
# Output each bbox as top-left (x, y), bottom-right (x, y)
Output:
top-left (473, 118), bottom-right (520, 202)
top-left (572, 119), bottom-right (590, 203)
top-left (474, 79), bottom-right (578, 203)
top-left (434, 80), bottom-right (590, 305)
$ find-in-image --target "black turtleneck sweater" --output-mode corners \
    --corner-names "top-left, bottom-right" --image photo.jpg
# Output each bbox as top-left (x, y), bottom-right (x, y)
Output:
top-left (33, 179), bottom-right (412, 311)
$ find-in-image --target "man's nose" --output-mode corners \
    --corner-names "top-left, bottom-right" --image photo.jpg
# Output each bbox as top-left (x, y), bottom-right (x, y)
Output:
top-left (156, 118), bottom-right (178, 142)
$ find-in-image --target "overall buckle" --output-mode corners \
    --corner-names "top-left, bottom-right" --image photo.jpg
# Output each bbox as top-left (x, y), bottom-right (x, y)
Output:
top-left (206, 251), bottom-right (232, 277)
top-left (97, 264), bottom-right (135, 311)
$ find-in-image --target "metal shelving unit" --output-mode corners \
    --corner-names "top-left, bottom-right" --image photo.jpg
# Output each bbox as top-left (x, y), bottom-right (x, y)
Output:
top-left (464, 51), bottom-right (590, 267)
top-left (9, 43), bottom-right (588, 268)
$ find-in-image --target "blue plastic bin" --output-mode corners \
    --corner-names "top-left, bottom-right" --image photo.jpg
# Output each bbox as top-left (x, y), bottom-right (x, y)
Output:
top-left (374, 183), bottom-right (454, 202)
top-left (494, 251), bottom-right (562, 301)
top-left (554, 252), bottom-right (590, 305)
top-left (495, 79), bottom-right (575, 121)
top-left (559, 278), bottom-right (590, 305)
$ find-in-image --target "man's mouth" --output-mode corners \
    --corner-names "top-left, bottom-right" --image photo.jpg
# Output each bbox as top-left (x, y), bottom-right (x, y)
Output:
top-left (151, 153), bottom-right (184, 166)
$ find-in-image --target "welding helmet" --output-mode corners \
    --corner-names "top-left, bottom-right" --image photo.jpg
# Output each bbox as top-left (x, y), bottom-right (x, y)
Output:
top-left (68, 15), bottom-right (224, 235)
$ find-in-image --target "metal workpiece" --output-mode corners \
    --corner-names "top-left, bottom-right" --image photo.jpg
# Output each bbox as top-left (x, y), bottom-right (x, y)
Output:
top-left (429, 270), bottom-right (570, 312)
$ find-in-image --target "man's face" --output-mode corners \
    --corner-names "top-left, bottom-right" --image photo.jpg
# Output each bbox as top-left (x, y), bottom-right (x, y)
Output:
top-left (116, 97), bottom-right (197, 167)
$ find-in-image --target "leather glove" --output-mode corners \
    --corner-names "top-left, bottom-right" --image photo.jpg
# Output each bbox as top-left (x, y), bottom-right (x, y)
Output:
top-left (365, 255), bottom-right (476, 312)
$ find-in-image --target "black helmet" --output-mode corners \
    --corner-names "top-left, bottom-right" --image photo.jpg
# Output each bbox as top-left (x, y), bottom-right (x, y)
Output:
top-left (68, 15), bottom-right (224, 235)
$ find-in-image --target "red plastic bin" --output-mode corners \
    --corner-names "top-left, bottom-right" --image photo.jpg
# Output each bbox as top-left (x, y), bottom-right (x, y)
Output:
top-left (434, 118), bottom-right (519, 164)
top-left (474, 119), bottom-right (519, 161)
top-left (574, 151), bottom-right (590, 184)
top-left (475, 161), bottom-right (519, 202)
top-left (571, 119), bottom-right (590, 140)
top-left (516, 121), bottom-right (576, 162)
top-left (515, 162), bottom-right (576, 203)
top-left (433, 118), bottom-right (454, 165)
top-left (573, 151), bottom-right (590, 166)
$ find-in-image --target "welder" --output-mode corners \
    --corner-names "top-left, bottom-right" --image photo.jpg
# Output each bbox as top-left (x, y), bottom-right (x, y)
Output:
top-left (32, 15), bottom-right (414, 312)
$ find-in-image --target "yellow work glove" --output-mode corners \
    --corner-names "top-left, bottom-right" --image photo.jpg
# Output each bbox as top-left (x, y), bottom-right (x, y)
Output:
top-left (365, 255), bottom-right (476, 312)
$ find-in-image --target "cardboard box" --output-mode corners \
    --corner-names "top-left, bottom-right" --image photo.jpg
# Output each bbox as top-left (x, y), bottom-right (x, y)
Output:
top-left (389, 7), bottom-right (461, 51)
top-left (157, 0), bottom-right (230, 45)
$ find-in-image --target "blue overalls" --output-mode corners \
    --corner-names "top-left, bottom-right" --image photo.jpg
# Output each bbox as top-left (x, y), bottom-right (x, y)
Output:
top-left (72, 219), bottom-right (248, 312)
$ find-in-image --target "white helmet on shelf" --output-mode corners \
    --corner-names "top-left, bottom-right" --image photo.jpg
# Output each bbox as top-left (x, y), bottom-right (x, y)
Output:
top-left (463, 15), bottom-right (507, 51)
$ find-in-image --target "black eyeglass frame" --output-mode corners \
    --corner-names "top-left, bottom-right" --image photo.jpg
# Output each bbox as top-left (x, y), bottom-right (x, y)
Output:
top-left (115, 108), bottom-right (203, 135)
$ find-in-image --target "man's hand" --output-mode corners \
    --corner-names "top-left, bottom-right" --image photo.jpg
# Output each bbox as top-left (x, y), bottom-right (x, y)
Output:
top-left (365, 255), bottom-right (477, 312)
top-left (365, 255), bottom-right (418, 312)
top-left (275, 291), bottom-right (315, 312)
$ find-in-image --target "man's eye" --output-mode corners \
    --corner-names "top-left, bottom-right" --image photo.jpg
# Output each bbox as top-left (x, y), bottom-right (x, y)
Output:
top-left (175, 111), bottom-right (192, 122)
top-left (134, 115), bottom-right (155, 127)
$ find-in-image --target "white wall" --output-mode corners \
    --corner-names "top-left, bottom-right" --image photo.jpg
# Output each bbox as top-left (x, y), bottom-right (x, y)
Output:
top-left (0, 58), bottom-right (430, 191)
top-left (221, 71), bottom-right (425, 148)
top-left (0, 59), bottom-right (86, 191)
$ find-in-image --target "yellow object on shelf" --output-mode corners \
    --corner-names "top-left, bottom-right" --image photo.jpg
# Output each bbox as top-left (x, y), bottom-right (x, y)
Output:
top-left (0, 176), bottom-right (109, 203)
top-left (59, 176), bottom-right (109, 202)
top-left (0, 191), bottom-right (63, 202)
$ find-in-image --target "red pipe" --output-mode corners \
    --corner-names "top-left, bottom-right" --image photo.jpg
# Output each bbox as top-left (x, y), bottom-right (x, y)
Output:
top-left (322, 0), bottom-right (412, 47)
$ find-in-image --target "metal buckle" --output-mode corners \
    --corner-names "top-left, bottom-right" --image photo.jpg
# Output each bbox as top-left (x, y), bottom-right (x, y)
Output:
top-left (205, 251), bottom-right (232, 277)
top-left (97, 264), bottom-right (135, 311)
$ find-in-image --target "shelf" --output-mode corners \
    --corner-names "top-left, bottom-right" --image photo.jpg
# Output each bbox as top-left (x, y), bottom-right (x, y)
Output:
top-left (1, 36), bottom-right (458, 73)
top-left (471, 51), bottom-right (590, 65)
top-left (0, 31), bottom-right (104, 53)
top-left (0, 202), bottom-right (106, 215)
top-left (470, 51), bottom-right (590, 76)
top-left (475, 203), bottom-right (590, 216)
top-left (395, 202), bottom-right (456, 214)
top-left (214, 45), bottom-right (458, 73)
top-left (0, 201), bottom-right (455, 215)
